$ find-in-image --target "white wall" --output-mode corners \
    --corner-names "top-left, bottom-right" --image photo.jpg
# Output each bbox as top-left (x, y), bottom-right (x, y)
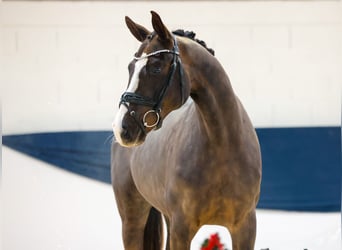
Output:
top-left (2, 1), bottom-right (341, 134)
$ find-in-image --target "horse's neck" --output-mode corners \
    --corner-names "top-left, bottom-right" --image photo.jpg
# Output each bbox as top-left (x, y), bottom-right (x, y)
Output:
top-left (181, 40), bottom-right (242, 144)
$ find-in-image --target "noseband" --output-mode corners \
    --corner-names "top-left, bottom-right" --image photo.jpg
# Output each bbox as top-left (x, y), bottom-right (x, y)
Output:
top-left (119, 36), bottom-right (185, 135)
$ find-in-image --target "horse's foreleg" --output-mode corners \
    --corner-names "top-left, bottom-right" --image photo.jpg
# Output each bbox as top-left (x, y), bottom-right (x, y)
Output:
top-left (112, 167), bottom-right (151, 250)
top-left (121, 215), bottom-right (149, 250)
top-left (168, 215), bottom-right (197, 250)
top-left (230, 210), bottom-right (257, 250)
top-left (116, 194), bottom-right (151, 250)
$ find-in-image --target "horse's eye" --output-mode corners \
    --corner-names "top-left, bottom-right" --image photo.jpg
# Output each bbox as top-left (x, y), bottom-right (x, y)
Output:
top-left (151, 67), bottom-right (162, 75)
top-left (147, 60), bottom-right (162, 75)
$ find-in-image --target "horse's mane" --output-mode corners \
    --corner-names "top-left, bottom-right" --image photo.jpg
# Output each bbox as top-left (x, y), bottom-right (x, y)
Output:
top-left (172, 29), bottom-right (215, 56)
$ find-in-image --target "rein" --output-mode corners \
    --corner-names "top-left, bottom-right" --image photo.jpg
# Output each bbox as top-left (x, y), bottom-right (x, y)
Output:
top-left (119, 36), bottom-right (185, 135)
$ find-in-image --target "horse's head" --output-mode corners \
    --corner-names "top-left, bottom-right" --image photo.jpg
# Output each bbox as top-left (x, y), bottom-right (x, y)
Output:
top-left (113, 11), bottom-right (190, 147)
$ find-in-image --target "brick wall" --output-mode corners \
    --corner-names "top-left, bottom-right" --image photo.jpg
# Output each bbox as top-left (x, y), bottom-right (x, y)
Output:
top-left (2, 1), bottom-right (341, 134)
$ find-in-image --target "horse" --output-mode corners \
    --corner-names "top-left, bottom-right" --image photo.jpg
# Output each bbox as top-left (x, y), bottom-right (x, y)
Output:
top-left (111, 11), bottom-right (262, 250)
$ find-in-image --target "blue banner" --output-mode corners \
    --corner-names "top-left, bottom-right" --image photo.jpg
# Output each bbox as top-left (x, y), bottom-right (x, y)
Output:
top-left (3, 127), bottom-right (341, 212)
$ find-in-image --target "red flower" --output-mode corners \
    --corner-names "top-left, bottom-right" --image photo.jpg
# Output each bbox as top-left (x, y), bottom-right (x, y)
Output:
top-left (200, 233), bottom-right (225, 250)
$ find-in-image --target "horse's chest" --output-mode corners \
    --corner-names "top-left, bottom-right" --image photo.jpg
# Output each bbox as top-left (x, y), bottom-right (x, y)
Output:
top-left (130, 159), bottom-right (169, 210)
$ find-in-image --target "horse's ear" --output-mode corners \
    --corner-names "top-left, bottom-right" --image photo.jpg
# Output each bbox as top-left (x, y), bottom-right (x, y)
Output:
top-left (151, 11), bottom-right (172, 42)
top-left (125, 16), bottom-right (150, 42)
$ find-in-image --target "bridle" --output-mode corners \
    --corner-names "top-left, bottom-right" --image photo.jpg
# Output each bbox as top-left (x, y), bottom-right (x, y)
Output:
top-left (119, 35), bottom-right (185, 135)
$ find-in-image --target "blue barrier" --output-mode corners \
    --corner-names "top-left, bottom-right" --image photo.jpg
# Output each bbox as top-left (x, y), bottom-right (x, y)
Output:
top-left (3, 127), bottom-right (341, 212)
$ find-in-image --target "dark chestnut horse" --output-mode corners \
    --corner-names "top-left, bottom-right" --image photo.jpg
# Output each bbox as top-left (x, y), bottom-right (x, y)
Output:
top-left (111, 11), bottom-right (261, 250)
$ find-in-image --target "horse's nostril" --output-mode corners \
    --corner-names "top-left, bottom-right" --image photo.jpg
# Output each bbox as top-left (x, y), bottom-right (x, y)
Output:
top-left (121, 123), bottom-right (131, 140)
top-left (121, 121), bottom-right (128, 131)
top-left (121, 130), bottom-right (130, 140)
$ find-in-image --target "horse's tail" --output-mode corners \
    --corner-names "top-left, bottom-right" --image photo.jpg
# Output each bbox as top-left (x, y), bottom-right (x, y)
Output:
top-left (143, 207), bottom-right (164, 250)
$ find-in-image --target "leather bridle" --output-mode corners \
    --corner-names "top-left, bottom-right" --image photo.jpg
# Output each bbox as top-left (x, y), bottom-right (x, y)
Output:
top-left (119, 35), bottom-right (185, 135)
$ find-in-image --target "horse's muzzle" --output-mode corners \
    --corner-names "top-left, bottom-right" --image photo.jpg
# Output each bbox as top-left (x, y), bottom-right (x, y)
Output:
top-left (113, 116), bottom-right (146, 147)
